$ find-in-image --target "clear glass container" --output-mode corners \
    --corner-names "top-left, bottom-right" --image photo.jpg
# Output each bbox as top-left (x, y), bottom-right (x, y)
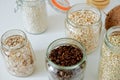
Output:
top-left (99, 26), bottom-right (120, 80)
top-left (46, 38), bottom-right (87, 80)
top-left (16, 0), bottom-right (47, 34)
top-left (65, 3), bottom-right (102, 54)
top-left (87, 0), bottom-right (110, 9)
top-left (1, 29), bottom-right (35, 77)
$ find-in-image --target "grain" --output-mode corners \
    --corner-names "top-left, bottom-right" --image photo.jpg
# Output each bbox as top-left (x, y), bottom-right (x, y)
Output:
top-left (3, 35), bottom-right (35, 77)
top-left (22, 1), bottom-right (47, 34)
top-left (68, 10), bottom-right (99, 26)
top-left (99, 31), bottom-right (120, 80)
top-left (66, 10), bottom-right (101, 54)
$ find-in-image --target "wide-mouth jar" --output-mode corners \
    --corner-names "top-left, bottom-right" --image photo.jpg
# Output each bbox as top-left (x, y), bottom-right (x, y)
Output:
top-left (99, 26), bottom-right (120, 80)
top-left (1, 29), bottom-right (35, 77)
top-left (65, 3), bottom-right (102, 54)
top-left (46, 38), bottom-right (87, 80)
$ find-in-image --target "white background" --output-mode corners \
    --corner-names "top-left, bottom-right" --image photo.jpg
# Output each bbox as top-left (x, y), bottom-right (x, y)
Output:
top-left (0, 0), bottom-right (120, 80)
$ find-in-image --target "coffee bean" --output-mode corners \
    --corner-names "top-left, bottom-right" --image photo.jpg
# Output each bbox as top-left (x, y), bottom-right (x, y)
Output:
top-left (47, 45), bottom-right (86, 80)
top-left (49, 45), bottom-right (83, 66)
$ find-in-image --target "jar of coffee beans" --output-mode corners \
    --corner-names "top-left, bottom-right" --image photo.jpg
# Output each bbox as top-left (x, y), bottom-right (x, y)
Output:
top-left (65, 3), bottom-right (102, 54)
top-left (99, 26), bottom-right (120, 80)
top-left (1, 29), bottom-right (35, 77)
top-left (46, 38), bottom-right (87, 80)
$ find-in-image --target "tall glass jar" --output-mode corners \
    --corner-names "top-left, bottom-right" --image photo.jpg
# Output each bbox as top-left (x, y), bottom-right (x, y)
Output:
top-left (46, 38), bottom-right (87, 80)
top-left (1, 29), bottom-right (35, 77)
top-left (65, 3), bottom-right (102, 54)
top-left (99, 26), bottom-right (120, 80)
top-left (16, 0), bottom-right (47, 34)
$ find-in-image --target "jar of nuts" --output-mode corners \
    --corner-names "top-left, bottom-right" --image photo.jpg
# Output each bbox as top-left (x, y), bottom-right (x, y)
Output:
top-left (65, 3), bottom-right (102, 54)
top-left (46, 38), bottom-right (87, 80)
top-left (1, 29), bottom-right (35, 77)
top-left (99, 26), bottom-right (120, 80)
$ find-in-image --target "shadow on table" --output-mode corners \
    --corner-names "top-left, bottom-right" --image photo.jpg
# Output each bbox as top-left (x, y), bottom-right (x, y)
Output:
top-left (32, 49), bottom-right (47, 77)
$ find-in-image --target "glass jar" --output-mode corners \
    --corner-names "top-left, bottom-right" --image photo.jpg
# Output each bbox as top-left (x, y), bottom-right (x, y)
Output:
top-left (65, 3), bottom-right (102, 54)
top-left (99, 26), bottom-right (120, 80)
top-left (87, 0), bottom-right (110, 9)
top-left (1, 29), bottom-right (35, 77)
top-left (46, 38), bottom-right (87, 80)
top-left (16, 0), bottom-right (47, 34)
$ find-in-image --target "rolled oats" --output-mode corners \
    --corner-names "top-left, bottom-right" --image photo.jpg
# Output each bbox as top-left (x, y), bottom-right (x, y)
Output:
top-left (1, 30), bottom-right (35, 77)
top-left (66, 9), bottom-right (102, 54)
top-left (99, 31), bottom-right (120, 80)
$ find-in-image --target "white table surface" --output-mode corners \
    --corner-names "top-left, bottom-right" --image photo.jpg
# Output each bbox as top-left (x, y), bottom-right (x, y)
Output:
top-left (0, 0), bottom-right (120, 80)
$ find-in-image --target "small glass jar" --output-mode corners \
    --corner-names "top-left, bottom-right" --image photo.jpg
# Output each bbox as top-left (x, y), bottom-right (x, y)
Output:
top-left (99, 26), bottom-right (120, 80)
top-left (65, 3), bottom-right (102, 54)
top-left (1, 29), bottom-right (35, 77)
top-left (46, 38), bottom-right (87, 80)
top-left (16, 0), bottom-right (47, 34)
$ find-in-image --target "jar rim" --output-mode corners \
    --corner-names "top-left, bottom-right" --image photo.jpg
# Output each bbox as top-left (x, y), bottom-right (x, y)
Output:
top-left (46, 38), bottom-right (87, 70)
top-left (1, 29), bottom-right (27, 51)
top-left (66, 3), bottom-right (101, 28)
top-left (105, 26), bottom-right (120, 50)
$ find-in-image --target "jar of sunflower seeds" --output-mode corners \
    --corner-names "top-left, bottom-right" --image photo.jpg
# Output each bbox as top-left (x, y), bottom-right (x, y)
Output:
top-left (65, 3), bottom-right (102, 54)
top-left (1, 29), bottom-right (35, 77)
top-left (99, 26), bottom-right (120, 80)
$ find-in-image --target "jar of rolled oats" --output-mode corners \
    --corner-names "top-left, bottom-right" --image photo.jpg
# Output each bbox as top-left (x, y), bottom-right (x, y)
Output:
top-left (99, 26), bottom-right (120, 80)
top-left (65, 3), bottom-right (102, 54)
top-left (1, 29), bottom-right (35, 77)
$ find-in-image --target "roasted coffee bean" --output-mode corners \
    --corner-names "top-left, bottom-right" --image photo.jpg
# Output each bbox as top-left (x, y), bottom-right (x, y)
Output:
top-left (47, 45), bottom-right (86, 80)
top-left (57, 70), bottom-right (73, 80)
top-left (49, 45), bottom-right (83, 66)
